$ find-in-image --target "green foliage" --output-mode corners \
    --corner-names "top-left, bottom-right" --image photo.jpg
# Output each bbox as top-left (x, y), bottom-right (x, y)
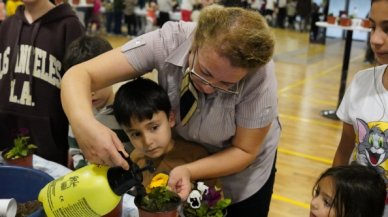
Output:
top-left (138, 186), bottom-right (181, 212)
top-left (4, 135), bottom-right (37, 160)
top-left (184, 198), bottom-right (231, 217)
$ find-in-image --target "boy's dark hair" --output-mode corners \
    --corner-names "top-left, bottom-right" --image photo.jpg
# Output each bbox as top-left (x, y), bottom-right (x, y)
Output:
top-left (113, 78), bottom-right (171, 128)
top-left (313, 164), bottom-right (386, 217)
top-left (63, 36), bottom-right (112, 71)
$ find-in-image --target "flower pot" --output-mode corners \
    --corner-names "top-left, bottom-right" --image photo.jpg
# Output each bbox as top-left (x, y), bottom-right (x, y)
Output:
top-left (138, 207), bottom-right (179, 217)
top-left (326, 16), bottom-right (336, 24)
top-left (135, 195), bottom-right (180, 217)
top-left (2, 148), bottom-right (33, 167)
top-left (361, 19), bottom-right (371, 28)
top-left (339, 18), bottom-right (352, 26)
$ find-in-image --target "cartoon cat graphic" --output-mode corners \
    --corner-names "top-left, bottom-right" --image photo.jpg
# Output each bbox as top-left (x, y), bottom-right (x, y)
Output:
top-left (356, 118), bottom-right (388, 183)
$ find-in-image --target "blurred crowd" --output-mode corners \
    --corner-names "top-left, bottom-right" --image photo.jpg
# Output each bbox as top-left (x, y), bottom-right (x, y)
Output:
top-left (0, 0), bottom-right (327, 37)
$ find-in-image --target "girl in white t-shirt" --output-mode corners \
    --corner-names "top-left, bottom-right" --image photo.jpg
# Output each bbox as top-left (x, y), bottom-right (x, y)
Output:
top-left (333, 0), bottom-right (388, 215)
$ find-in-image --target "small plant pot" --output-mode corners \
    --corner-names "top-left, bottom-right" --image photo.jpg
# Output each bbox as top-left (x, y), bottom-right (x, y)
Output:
top-left (135, 195), bottom-right (180, 217)
top-left (326, 16), bottom-right (336, 24)
top-left (339, 18), bottom-right (352, 26)
top-left (2, 148), bottom-right (33, 167)
top-left (138, 207), bottom-right (179, 217)
top-left (361, 19), bottom-right (371, 28)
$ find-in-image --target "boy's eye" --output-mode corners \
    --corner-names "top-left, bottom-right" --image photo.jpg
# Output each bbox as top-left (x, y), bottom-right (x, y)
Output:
top-left (150, 125), bottom-right (159, 131)
top-left (129, 132), bottom-right (141, 138)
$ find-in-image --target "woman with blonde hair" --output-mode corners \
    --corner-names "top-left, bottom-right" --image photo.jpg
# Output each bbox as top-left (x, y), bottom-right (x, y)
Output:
top-left (61, 5), bottom-right (280, 216)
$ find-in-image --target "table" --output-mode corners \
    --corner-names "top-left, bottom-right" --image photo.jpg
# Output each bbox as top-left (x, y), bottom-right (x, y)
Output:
top-left (0, 154), bottom-right (139, 217)
top-left (315, 21), bottom-right (370, 120)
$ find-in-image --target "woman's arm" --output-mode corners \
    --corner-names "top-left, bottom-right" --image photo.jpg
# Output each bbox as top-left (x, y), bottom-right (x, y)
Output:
top-left (61, 48), bottom-right (139, 169)
top-left (168, 123), bottom-right (271, 199)
top-left (332, 122), bottom-right (355, 166)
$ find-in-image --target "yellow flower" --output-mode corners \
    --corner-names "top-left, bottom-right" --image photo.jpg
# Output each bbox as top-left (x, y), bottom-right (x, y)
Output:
top-left (146, 173), bottom-right (169, 193)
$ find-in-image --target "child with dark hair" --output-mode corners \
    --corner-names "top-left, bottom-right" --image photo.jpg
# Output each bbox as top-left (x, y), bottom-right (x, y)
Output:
top-left (64, 36), bottom-right (131, 169)
top-left (310, 164), bottom-right (386, 217)
top-left (333, 1), bottom-right (388, 215)
top-left (0, 0), bottom-right (84, 166)
top-left (113, 77), bottom-right (210, 186)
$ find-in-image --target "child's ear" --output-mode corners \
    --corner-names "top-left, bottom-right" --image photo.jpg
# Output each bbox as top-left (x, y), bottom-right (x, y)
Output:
top-left (169, 111), bottom-right (176, 127)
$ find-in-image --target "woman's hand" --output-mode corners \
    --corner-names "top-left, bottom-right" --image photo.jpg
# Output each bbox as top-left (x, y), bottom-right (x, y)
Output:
top-left (168, 165), bottom-right (192, 200)
top-left (74, 118), bottom-right (130, 170)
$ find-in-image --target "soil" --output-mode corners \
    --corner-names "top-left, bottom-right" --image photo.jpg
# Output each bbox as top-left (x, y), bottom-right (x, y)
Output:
top-left (17, 200), bottom-right (43, 217)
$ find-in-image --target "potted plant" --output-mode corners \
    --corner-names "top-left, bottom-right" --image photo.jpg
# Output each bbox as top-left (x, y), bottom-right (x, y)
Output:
top-left (361, 19), bottom-right (371, 28)
top-left (182, 182), bottom-right (231, 217)
top-left (326, 13), bottom-right (336, 24)
top-left (135, 173), bottom-right (181, 217)
top-left (339, 15), bottom-right (352, 26)
top-left (2, 130), bottom-right (37, 167)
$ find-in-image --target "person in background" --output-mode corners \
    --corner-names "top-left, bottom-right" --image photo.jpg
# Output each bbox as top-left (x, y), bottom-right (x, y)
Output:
top-left (333, 0), bottom-right (388, 215)
top-left (0, 0), bottom-right (84, 166)
top-left (89, 0), bottom-right (102, 35)
top-left (113, 77), bottom-right (210, 186)
top-left (0, 0), bottom-right (5, 25)
top-left (61, 5), bottom-right (279, 217)
top-left (63, 35), bottom-right (132, 169)
top-left (286, 0), bottom-right (297, 30)
top-left (124, 0), bottom-right (138, 37)
top-left (309, 2), bottom-right (321, 42)
top-left (145, 0), bottom-right (158, 32)
top-left (276, 0), bottom-right (286, 28)
top-left (310, 164), bottom-right (386, 217)
top-left (190, 2), bottom-right (201, 22)
top-left (180, 0), bottom-right (195, 21)
top-left (264, 0), bottom-right (275, 26)
top-left (157, 0), bottom-right (174, 27)
top-left (134, 0), bottom-right (147, 35)
top-left (113, 0), bottom-right (124, 35)
top-left (296, 0), bottom-right (311, 32)
top-left (103, 0), bottom-right (114, 34)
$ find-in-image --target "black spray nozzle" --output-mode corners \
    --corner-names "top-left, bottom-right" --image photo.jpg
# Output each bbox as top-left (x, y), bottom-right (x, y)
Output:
top-left (108, 152), bottom-right (156, 196)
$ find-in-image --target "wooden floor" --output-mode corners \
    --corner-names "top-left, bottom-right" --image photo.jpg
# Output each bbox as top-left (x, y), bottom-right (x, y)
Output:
top-left (103, 27), bottom-right (372, 217)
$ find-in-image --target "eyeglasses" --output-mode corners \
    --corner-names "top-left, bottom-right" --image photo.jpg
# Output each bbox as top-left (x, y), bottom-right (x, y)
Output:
top-left (187, 51), bottom-right (240, 95)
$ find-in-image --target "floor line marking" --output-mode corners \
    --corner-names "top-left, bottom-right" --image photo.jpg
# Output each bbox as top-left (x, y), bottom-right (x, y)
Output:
top-left (272, 194), bottom-right (310, 209)
top-left (279, 113), bottom-right (342, 129)
top-left (278, 54), bottom-right (363, 94)
top-left (278, 148), bottom-right (333, 165)
top-left (278, 65), bottom-right (341, 94)
top-left (279, 93), bottom-right (337, 106)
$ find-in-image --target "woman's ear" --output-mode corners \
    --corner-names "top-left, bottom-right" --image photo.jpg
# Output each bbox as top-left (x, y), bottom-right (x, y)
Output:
top-left (169, 111), bottom-right (176, 127)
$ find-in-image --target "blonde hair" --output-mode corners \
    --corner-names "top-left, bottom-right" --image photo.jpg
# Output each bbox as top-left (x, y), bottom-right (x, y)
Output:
top-left (193, 5), bottom-right (275, 69)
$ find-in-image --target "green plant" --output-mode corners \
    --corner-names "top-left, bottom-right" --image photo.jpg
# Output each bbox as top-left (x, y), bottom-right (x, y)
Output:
top-left (4, 135), bottom-right (37, 160)
top-left (136, 173), bottom-right (181, 212)
top-left (183, 182), bottom-right (231, 217)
